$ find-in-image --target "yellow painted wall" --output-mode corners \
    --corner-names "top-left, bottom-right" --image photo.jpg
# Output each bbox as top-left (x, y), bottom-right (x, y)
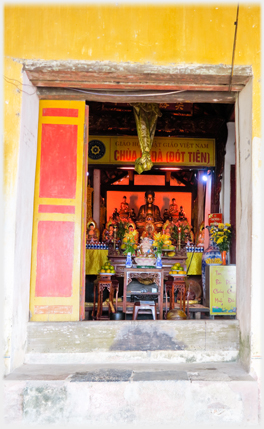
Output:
top-left (2, 3), bottom-right (262, 377)
top-left (3, 4), bottom-right (261, 190)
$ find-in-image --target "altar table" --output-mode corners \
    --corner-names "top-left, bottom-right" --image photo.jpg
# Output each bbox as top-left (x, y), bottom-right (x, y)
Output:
top-left (123, 267), bottom-right (164, 320)
top-left (109, 255), bottom-right (186, 278)
top-left (86, 250), bottom-right (201, 276)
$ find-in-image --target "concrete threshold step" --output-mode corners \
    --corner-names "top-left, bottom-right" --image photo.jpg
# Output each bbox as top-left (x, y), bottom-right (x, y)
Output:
top-left (4, 362), bottom-right (259, 426)
top-left (25, 319), bottom-right (240, 364)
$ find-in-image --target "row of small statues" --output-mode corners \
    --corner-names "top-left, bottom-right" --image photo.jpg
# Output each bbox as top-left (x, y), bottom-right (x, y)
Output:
top-left (115, 192), bottom-right (187, 226)
top-left (87, 217), bottom-right (205, 248)
top-left (86, 190), bottom-right (205, 247)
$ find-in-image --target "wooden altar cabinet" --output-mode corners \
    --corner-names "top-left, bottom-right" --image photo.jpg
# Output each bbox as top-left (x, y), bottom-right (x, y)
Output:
top-left (109, 255), bottom-right (187, 278)
top-left (123, 267), bottom-right (164, 320)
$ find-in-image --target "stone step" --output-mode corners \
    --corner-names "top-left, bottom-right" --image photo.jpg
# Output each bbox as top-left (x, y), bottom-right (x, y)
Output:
top-left (4, 362), bottom-right (258, 425)
top-left (25, 320), bottom-right (240, 364)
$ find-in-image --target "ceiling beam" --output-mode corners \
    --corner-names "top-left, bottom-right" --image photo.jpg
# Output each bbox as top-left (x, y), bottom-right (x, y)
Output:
top-left (22, 60), bottom-right (251, 99)
top-left (36, 87), bottom-right (237, 104)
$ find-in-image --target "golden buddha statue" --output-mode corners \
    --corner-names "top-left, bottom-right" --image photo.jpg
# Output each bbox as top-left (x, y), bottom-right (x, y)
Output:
top-left (136, 190), bottom-right (162, 232)
top-left (87, 219), bottom-right (99, 242)
top-left (141, 222), bottom-right (155, 240)
top-left (102, 223), bottom-right (114, 243)
top-left (169, 198), bottom-right (179, 220)
top-left (119, 195), bottom-right (129, 220)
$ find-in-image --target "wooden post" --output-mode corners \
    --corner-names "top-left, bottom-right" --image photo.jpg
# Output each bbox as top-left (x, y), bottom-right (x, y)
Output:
top-left (204, 173), bottom-right (212, 249)
top-left (197, 171), bottom-right (205, 232)
top-left (93, 169), bottom-right (101, 228)
top-left (128, 170), bottom-right (134, 184)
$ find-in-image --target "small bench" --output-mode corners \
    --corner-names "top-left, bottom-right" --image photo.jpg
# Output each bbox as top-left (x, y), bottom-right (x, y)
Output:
top-left (132, 301), bottom-right (157, 320)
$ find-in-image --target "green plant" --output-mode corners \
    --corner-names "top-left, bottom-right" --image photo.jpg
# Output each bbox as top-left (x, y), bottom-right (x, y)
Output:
top-left (116, 220), bottom-right (127, 241)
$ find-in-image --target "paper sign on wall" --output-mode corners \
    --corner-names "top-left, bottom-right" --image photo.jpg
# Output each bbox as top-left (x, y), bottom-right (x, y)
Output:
top-left (209, 265), bottom-right (236, 315)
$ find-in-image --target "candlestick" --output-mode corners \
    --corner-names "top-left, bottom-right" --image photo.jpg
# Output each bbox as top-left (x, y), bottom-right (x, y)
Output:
top-left (178, 227), bottom-right (181, 251)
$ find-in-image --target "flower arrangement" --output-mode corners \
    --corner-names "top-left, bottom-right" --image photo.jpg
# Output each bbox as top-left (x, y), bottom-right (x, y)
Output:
top-left (171, 221), bottom-right (191, 245)
top-left (210, 223), bottom-right (232, 252)
top-left (153, 232), bottom-right (172, 255)
top-left (116, 219), bottom-right (128, 241)
top-left (121, 230), bottom-right (138, 255)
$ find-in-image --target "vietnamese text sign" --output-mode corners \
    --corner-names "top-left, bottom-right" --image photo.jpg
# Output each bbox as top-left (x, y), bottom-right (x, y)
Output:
top-left (209, 265), bottom-right (236, 315)
top-left (208, 213), bottom-right (223, 226)
top-left (88, 136), bottom-right (215, 167)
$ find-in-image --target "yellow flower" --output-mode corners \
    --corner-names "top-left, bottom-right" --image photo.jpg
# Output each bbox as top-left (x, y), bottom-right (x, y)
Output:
top-left (218, 223), bottom-right (224, 229)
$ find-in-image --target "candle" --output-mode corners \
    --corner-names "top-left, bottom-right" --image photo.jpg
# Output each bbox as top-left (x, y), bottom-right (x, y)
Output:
top-left (178, 227), bottom-right (181, 251)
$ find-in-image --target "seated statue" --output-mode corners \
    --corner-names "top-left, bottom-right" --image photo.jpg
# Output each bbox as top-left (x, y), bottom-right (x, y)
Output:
top-left (119, 196), bottom-right (129, 220)
top-left (178, 206), bottom-right (187, 221)
top-left (169, 198), bottom-right (179, 219)
top-left (138, 236), bottom-right (155, 257)
top-left (136, 190), bottom-right (162, 231)
top-left (162, 208), bottom-right (170, 222)
top-left (112, 208), bottom-right (120, 222)
top-left (162, 220), bottom-right (174, 239)
top-left (127, 221), bottom-right (139, 243)
top-left (102, 221), bottom-right (115, 243)
top-left (129, 208), bottom-right (137, 222)
top-left (141, 222), bottom-right (155, 240)
top-left (87, 219), bottom-right (99, 242)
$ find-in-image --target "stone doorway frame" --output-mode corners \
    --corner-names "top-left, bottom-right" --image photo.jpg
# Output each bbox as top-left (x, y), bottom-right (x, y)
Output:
top-left (10, 61), bottom-right (254, 373)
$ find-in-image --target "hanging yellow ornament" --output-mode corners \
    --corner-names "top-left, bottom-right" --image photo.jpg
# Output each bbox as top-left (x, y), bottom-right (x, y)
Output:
top-left (131, 103), bottom-right (162, 174)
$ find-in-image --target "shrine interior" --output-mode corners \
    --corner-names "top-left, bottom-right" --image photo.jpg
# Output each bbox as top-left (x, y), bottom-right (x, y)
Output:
top-left (85, 101), bottom-right (236, 321)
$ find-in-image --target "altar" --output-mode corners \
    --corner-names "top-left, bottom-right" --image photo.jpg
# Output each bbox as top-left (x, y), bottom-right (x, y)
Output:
top-left (123, 267), bottom-right (164, 320)
top-left (108, 254), bottom-right (187, 278)
top-left (85, 186), bottom-right (204, 319)
top-left (86, 251), bottom-right (202, 277)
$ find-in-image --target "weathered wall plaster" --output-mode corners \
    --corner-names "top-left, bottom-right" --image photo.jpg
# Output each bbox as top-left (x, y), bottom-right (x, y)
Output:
top-left (235, 80), bottom-right (253, 371)
top-left (4, 72), bottom-right (39, 374)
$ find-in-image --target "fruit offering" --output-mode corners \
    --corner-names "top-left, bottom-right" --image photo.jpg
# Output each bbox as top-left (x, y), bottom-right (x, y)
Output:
top-left (100, 260), bottom-right (116, 274)
top-left (169, 262), bottom-right (186, 275)
top-left (205, 257), bottom-right (222, 264)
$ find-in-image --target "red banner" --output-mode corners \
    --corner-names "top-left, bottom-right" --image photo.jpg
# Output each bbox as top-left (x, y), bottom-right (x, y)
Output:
top-left (208, 213), bottom-right (223, 226)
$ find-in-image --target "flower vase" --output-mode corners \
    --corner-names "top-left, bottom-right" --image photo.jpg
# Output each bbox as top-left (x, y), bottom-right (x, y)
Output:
top-left (125, 252), bottom-right (133, 268)
top-left (221, 250), bottom-right (227, 265)
top-left (156, 252), bottom-right (162, 269)
top-left (201, 231), bottom-right (222, 304)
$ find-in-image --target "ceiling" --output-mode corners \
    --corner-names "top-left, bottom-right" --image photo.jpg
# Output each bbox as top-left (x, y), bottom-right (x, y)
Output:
top-left (88, 101), bottom-right (234, 211)
top-left (88, 101), bottom-right (234, 137)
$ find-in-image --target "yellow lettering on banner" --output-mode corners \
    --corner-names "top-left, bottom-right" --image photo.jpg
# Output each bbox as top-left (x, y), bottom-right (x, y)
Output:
top-left (89, 136), bottom-right (215, 166)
